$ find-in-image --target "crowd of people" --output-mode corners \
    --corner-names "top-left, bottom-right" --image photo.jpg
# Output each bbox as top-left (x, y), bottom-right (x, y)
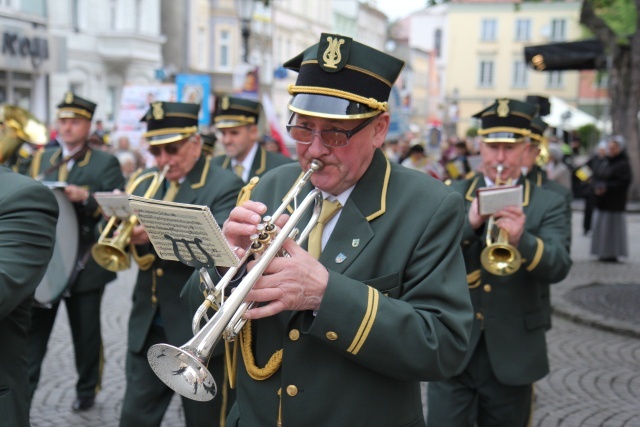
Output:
top-left (0, 31), bottom-right (633, 427)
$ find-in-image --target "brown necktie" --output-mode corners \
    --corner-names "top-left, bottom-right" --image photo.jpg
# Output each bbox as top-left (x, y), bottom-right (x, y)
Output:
top-left (163, 181), bottom-right (180, 202)
top-left (308, 199), bottom-right (342, 259)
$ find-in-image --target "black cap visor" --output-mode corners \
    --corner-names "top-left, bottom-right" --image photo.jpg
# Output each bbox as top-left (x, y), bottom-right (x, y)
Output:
top-left (288, 94), bottom-right (380, 119)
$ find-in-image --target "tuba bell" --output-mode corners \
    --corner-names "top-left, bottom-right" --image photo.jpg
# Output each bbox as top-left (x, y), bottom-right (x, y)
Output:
top-left (0, 105), bottom-right (47, 164)
top-left (91, 165), bottom-right (169, 272)
top-left (146, 160), bottom-right (324, 401)
top-left (480, 164), bottom-right (522, 276)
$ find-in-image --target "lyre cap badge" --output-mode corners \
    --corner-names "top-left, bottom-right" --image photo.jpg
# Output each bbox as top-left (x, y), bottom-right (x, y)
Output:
top-left (221, 96), bottom-right (230, 111)
top-left (318, 33), bottom-right (351, 73)
top-left (497, 99), bottom-right (510, 118)
top-left (65, 92), bottom-right (74, 104)
top-left (152, 102), bottom-right (164, 120)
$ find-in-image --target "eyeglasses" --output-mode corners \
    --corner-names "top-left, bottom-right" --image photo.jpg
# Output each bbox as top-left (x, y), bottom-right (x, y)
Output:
top-left (148, 139), bottom-right (188, 157)
top-left (286, 115), bottom-right (378, 147)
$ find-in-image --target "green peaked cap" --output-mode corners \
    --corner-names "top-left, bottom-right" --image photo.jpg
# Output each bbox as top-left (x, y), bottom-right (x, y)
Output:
top-left (57, 92), bottom-right (97, 120)
top-left (473, 98), bottom-right (537, 143)
top-left (213, 95), bottom-right (260, 129)
top-left (141, 101), bottom-right (199, 145)
top-left (283, 33), bottom-right (405, 119)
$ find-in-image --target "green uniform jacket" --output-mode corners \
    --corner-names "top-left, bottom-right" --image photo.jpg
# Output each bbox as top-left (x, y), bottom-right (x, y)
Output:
top-left (0, 168), bottom-right (58, 427)
top-left (28, 145), bottom-right (125, 293)
top-left (525, 165), bottom-right (573, 329)
top-left (450, 174), bottom-right (572, 386)
top-left (212, 146), bottom-right (293, 180)
top-left (127, 156), bottom-right (244, 353)
top-left (195, 149), bottom-right (473, 427)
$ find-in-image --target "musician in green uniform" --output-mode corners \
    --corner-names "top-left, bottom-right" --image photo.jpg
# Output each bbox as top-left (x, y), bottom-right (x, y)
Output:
top-left (27, 93), bottom-right (125, 411)
top-left (427, 99), bottom-right (572, 426)
top-left (119, 101), bottom-right (244, 427)
top-left (212, 96), bottom-right (292, 182)
top-left (0, 168), bottom-right (58, 427)
top-left (179, 33), bottom-right (473, 426)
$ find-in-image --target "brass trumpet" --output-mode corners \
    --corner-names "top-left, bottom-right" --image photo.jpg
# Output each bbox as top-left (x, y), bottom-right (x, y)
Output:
top-left (147, 160), bottom-right (324, 401)
top-left (91, 165), bottom-right (169, 272)
top-left (480, 164), bottom-right (522, 276)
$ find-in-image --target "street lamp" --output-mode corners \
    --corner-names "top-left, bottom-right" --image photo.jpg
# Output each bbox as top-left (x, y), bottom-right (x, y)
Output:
top-left (235, 0), bottom-right (256, 64)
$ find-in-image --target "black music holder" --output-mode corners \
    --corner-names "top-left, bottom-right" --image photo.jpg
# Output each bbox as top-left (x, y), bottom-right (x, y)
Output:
top-left (164, 234), bottom-right (217, 293)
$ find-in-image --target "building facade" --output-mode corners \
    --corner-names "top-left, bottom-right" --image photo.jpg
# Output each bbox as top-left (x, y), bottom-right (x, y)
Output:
top-left (0, 1), bottom-right (49, 122)
top-left (444, 0), bottom-right (583, 136)
top-left (49, 0), bottom-right (164, 126)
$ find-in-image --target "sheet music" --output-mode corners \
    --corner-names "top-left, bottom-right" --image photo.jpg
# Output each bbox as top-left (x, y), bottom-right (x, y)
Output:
top-left (41, 181), bottom-right (68, 189)
top-left (94, 192), bottom-right (133, 218)
top-left (128, 195), bottom-right (240, 268)
top-left (477, 185), bottom-right (523, 216)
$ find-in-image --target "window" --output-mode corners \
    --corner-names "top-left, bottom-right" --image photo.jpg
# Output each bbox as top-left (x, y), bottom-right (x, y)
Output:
top-left (547, 71), bottom-right (563, 89)
top-left (515, 19), bottom-right (530, 41)
top-left (109, 0), bottom-right (117, 30)
top-left (550, 19), bottom-right (566, 41)
top-left (135, 0), bottom-right (142, 32)
top-left (197, 28), bottom-right (206, 69)
top-left (479, 60), bottom-right (494, 87)
top-left (70, 83), bottom-right (83, 95)
top-left (72, 0), bottom-right (80, 32)
top-left (106, 86), bottom-right (117, 122)
top-left (481, 19), bottom-right (497, 41)
top-left (434, 29), bottom-right (442, 58)
top-left (218, 30), bottom-right (230, 69)
top-left (512, 60), bottom-right (528, 88)
top-left (595, 72), bottom-right (609, 89)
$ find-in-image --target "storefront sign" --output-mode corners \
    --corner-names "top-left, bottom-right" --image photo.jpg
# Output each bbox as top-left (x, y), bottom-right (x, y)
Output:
top-left (1, 29), bottom-right (49, 70)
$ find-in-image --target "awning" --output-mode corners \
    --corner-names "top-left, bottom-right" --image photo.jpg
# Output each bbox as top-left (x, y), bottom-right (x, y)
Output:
top-left (524, 39), bottom-right (606, 71)
top-left (542, 96), bottom-right (598, 130)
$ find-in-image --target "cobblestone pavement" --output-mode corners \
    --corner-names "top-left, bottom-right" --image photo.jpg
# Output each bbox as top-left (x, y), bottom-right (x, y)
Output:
top-left (30, 210), bottom-right (640, 426)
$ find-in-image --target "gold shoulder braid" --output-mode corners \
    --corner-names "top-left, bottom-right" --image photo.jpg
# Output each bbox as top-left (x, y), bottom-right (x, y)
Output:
top-left (127, 168), bottom-right (156, 270)
top-left (226, 175), bottom-right (285, 388)
top-left (236, 176), bottom-right (260, 206)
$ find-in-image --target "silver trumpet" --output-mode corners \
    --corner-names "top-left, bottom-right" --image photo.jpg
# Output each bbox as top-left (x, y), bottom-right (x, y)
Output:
top-left (147, 159), bottom-right (324, 401)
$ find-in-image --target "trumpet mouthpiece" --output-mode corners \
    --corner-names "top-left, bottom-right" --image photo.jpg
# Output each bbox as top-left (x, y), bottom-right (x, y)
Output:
top-left (309, 159), bottom-right (324, 172)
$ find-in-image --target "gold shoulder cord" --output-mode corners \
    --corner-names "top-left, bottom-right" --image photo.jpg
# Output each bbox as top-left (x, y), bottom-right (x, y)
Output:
top-left (236, 176), bottom-right (260, 206)
top-left (225, 175), bottom-right (284, 389)
top-left (126, 169), bottom-right (156, 270)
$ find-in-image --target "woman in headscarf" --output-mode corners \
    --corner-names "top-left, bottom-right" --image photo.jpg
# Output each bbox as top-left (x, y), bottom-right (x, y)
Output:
top-left (590, 135), bottom-right (633, 262)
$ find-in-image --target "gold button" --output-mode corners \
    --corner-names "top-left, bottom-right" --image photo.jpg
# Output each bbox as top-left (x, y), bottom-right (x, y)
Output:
top-left (476, 312), bottom-right (484, 320)
top-left (286, 385), bottom-right (298, 396)
top-left (483, 284), bottom-right (492, 292)
top-left (326, 331), bottom-right (338, 341)
top-left (289, 329), bottom-right (300, 341)
top-left (156, 268), bottom-right (164, 277)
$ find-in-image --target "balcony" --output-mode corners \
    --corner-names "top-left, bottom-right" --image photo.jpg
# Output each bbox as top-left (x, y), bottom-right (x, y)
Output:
top-left (96, 32), bottom-right (165, 64)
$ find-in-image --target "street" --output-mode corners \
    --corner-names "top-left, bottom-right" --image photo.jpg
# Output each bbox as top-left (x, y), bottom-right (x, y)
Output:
top-left (30, 209), bottom-right (640, 427)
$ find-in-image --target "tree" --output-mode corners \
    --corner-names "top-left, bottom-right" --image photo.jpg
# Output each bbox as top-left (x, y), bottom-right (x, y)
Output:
top-left (580, 0), bottom-right (640, 199)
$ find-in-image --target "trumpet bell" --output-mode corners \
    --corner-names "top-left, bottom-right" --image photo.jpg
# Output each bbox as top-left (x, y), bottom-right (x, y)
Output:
top-left (0, 105), bottom-right (47, 163)
top-left (148, 343), bottom-right (217, 401)
top-left (481, 243), bottom-right (522, 276)
top-left (91, 243), bottom-right (130, 272)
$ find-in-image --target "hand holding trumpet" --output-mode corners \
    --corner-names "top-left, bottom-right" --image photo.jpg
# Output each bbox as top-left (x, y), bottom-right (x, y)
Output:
top-left (222, 200), bottom-right (329, 320)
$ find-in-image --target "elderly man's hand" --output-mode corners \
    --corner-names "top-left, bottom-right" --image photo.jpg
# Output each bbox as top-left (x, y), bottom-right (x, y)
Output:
top-left (242, 238), bottom-right (329, 320)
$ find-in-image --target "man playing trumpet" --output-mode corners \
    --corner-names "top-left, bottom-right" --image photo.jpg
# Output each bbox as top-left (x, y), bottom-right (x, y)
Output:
top-left (119, 102), bottom-right (244, 427)
top-left (427, 99), bottom-right (572, 426)
top-left (182, 33), bottom-right (473, 426)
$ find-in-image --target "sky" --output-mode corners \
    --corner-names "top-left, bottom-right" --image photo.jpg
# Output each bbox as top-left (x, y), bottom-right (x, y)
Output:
top-left (373, 0), bottom-right (428, 21)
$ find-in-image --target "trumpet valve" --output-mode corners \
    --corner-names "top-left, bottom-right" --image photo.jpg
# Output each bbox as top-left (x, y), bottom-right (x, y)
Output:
top-left (250, 234), bottom-right (265, 256)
